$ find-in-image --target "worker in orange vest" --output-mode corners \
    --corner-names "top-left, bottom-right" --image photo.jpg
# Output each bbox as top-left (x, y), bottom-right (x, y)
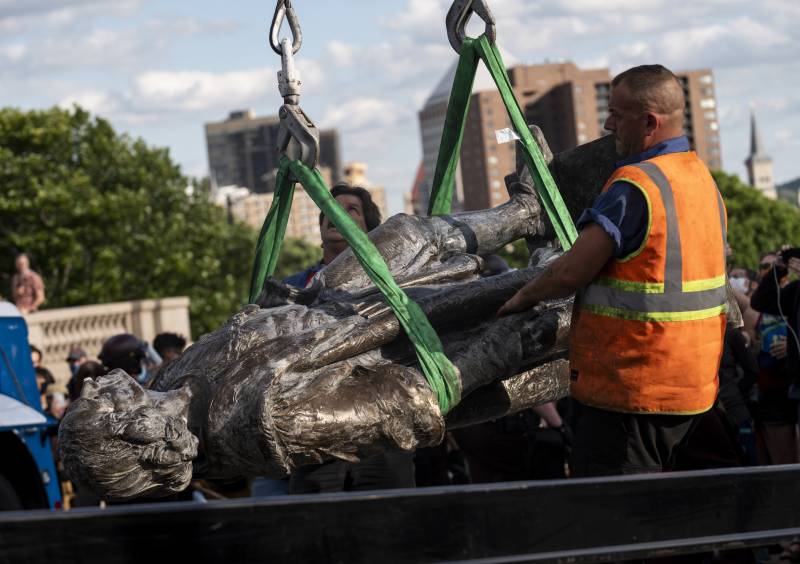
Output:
top-left (498, 65), bottom-right (727, 476)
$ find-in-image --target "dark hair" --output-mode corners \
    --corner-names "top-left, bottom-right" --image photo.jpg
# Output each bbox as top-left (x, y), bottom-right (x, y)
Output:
top-left (318, 183), bottom-right (382, 233)
top-left (35, 366), bottom-right (55, 393)
top-left (30, 344), bottom-right (43, 362)
top-left (99, 334), bottom-right (146, 374)
top-left (153, 333), bottom-right (187, 358)
top-left (69, 361), bottom-right (107, 401)
top-left (611, 64), bottom-right (685, 116)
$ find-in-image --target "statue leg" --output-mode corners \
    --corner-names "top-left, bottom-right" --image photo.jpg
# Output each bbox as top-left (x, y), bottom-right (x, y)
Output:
top-left (321, 180), bottom-right (545, 292)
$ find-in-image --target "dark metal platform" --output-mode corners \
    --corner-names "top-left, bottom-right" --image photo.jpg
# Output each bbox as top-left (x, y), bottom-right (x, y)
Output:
top-left (2, 465), bottom-right (799, 563)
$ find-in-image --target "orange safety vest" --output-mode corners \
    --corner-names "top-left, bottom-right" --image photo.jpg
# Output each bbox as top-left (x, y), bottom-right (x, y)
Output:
top-left (569, 151), bottom-right (727, 414)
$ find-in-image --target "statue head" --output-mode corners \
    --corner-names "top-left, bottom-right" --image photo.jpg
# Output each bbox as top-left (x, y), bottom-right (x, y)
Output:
top-left (59, 370), bottom-right (199, 501)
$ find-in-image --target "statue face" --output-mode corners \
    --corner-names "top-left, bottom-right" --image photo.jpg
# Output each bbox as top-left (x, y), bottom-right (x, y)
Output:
top-left (59, 370), bottom-right (199, 500)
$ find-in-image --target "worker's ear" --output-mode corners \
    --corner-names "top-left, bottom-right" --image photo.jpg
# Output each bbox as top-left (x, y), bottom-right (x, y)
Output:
top-left (643, 112), bottom-right (659, 136)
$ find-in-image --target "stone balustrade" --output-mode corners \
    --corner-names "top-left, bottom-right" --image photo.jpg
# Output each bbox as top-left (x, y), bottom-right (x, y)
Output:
top-left (26, 297), bottom-right (191, 384)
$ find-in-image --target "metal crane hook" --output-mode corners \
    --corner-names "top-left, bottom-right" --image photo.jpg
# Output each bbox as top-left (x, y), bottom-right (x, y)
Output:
top-left (445, 0), bottom-right (496, 53)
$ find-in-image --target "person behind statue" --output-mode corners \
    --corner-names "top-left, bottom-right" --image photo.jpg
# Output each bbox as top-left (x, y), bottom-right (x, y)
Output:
top-left (98, 333), bottom-right (162, 386)
top-left (280, 182), bottom-right (416, 494)
top-left (30, 344), bottom-right (43, 369)
top-left (500, 64), bottom-right (728, 476)
top-left (11, 253), bottom-right (45, 314)
top-left (153, 333), bottom-right (187, 365)
top-left (282, 183), bottom-right (382, 289)
top-left (35, 366), bottom-right (55, 411)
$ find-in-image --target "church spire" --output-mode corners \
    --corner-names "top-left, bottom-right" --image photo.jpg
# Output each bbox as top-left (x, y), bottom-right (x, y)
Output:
top-left (745, 108), bottom-right (775, 198)
top-left (749, 110), bottom-right (766, 158)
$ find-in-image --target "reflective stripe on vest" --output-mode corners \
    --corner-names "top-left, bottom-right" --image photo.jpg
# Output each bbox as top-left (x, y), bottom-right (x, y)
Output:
top-left (580, 161), bottom-right (728, 322)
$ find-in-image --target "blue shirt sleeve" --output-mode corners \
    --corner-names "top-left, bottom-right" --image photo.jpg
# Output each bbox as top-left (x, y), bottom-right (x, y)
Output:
top-left (576, 182), bottom-right (649, 258)
top-left (282, 264), bottom-right (323, 288)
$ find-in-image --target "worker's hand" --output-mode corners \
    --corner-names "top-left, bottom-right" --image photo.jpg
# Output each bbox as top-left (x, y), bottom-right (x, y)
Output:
top-left (788, 257), bottom-right (800, 277)
top-left (770, 336), bottom-right (788, 360)
top-left (497, 284), bottom-right (539, 317)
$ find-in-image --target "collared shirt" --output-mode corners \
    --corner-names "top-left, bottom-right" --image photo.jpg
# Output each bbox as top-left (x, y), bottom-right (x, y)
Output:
top-left (576, 136), bottom-right (692, 258)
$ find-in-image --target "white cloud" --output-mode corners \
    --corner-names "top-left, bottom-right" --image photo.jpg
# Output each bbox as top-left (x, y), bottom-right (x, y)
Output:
top-left (0, 13), bottom-right (239, 76)
top-left (327, 40), bottom-right (355, 67)
top-left (321, 98), bottom-right (405, 132)
top-left (132, 68), bottom-right (272, 113)
top-left (0, 0), bottom-right (142, 35)
top-left (59, 89), bottom-right (120, 115)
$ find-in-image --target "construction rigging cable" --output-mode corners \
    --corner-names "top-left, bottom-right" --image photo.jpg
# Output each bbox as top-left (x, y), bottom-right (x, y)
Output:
top-left (428, 1), bottom-right (578, 249)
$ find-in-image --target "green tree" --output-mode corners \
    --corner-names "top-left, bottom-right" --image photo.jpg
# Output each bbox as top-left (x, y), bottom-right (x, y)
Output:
top-left (713, 170), bottom-right (800, 269)
top-left (0, 106), bottom-right (257, 337)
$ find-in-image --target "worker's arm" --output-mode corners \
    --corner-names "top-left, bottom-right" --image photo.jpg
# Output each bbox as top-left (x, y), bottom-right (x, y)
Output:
top-left (497, 223), bottom-right (614, 316)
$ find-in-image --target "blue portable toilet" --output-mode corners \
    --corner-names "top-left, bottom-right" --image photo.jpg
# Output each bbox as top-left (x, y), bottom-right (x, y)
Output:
top-left (0, 301), bottom-right (62, 510)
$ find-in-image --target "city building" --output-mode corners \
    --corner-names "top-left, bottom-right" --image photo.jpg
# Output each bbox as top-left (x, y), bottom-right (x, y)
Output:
top-left (418, 63), bottom-right (722, 212)
top-left (675, 70), bottom-right (722, 171)
top-left (777, 178), bottom-right (800, 207)
top-left (744, 110), bottom-right (776, 199)
top-left (223, 166), bottom-right (335, 244)
top-left (205, 109), bottom-right (342, 193)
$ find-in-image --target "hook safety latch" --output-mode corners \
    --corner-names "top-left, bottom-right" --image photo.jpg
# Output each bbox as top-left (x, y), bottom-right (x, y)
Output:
top-left (276, 104), bottom-right (320, 171)
top-left (445, 0), bottom-right (496, 53)
top-left (270, 0), bottom-right (302, 55)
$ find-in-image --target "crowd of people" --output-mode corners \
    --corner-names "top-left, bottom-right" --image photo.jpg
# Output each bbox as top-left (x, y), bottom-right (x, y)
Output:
top-left (30, 333), bottom-right (188, 424)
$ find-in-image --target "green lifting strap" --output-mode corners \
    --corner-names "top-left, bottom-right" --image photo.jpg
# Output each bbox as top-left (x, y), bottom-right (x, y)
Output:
top-left (427, 35), bottom-right (578, 250)
top-left (248, 157), bottom-right (461, 414)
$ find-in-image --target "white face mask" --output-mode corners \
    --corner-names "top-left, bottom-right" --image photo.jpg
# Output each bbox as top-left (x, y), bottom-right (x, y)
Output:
top-left (730, 276), bottom-right (749, 294)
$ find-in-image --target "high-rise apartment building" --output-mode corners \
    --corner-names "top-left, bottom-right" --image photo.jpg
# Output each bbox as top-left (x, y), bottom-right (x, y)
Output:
top-left (206, 110), bottom-right (342, 193)
top-left (418, 63), bottom-right (722, 212)
top-left (675, 69), bottom-right (722, 171)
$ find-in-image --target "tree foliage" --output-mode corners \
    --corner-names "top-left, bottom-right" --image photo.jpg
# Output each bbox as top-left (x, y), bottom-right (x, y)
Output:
top-left (713, 170), bottom-right (800, 269)
top-left (0, 106), bottom-right (257, 337)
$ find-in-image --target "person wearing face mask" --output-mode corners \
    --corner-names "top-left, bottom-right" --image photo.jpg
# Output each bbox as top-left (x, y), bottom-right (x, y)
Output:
top-left (66, 347), bottom-right (88, 376)
top-left (98, 334), bottom-right (160, 386)
top-left (729, 267), bottom-right (752, 295)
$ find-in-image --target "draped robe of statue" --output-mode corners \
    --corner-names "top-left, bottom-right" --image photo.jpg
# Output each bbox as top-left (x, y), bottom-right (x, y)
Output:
top-left (59, 131), bottom-right (741, 501)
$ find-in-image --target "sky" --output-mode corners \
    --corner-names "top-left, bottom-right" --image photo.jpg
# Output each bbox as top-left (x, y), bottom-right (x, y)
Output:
top-left (1, 0), bottom-right (799, 214)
